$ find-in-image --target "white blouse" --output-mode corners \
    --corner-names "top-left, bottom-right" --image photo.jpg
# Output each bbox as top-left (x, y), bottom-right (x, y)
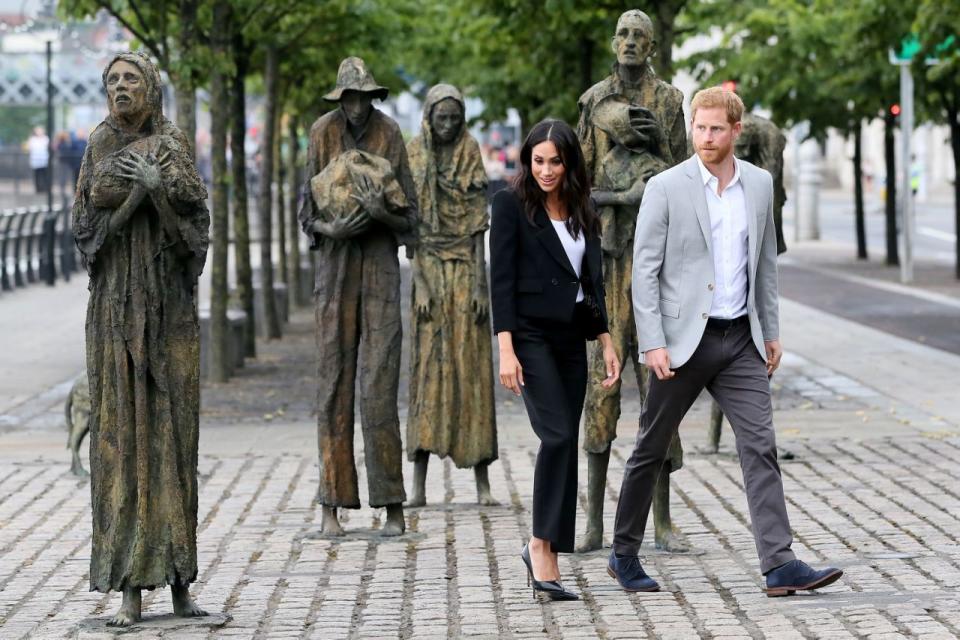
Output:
top-left (550, 219), bottom-right (585, 302)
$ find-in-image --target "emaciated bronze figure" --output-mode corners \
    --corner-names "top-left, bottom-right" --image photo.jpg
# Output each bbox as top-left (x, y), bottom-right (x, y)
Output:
top-left (576, 10), bottom-right (689, 553)
top-left (73, 51), bottom-right (209, 626)
top-left (298, 57), bottom-right (417, 537)
top-left (405, 84), bottom-right (498, 506)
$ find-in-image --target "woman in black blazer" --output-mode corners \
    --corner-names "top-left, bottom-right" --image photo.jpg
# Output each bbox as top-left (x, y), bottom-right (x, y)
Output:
top-left (490, 119), bottom-right (620, 601)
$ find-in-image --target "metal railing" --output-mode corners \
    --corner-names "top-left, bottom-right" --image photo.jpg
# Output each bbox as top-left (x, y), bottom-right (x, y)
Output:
top-left (0, 201), bottom-right (78, 293)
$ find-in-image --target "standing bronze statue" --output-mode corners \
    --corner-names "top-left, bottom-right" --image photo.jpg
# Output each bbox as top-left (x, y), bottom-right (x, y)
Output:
top-left (298, 57), bottom-right (417, 537)
top-left (72, 51), bottom-right (209, 626)
top-left (405, 84), bottom-right (498, 507)
top-left (707, 112), bottom-right (789, 451)
top-left (576, 10), bottom-right (689, 553)
top-left (737, 113), bottom-right (788, 255)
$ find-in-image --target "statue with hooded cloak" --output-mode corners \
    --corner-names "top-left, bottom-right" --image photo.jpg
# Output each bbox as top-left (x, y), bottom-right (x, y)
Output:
top-left (72, 51), bottom-right (209, 626)
top-left (405, 84), bottom-right (498, 507)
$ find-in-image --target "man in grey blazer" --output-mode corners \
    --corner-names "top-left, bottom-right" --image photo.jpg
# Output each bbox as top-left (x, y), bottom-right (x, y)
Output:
top-left (607, 87), bottom-right (842, 597)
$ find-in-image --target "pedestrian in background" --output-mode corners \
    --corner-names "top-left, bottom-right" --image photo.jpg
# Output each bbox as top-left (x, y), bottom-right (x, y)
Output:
top-left (490, 118), bottom-right (620, 601)
top-left (27, 126), bottom-right (49, 193)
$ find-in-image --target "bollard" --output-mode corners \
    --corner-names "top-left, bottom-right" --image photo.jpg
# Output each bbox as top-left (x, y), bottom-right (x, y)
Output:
top-left (796, 139), bottom-right (823, 241)
top-left (13, 209), bottom-right (31, 286)
top-left (0, 211), bottom-right (16, 291)
top-left (39, 212), bottom-right (57, 285)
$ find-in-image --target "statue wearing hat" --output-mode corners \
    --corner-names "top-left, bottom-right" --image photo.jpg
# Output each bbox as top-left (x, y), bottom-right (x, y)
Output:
top-left (575, 9), bottom-right (689, 554)
top-left (298, 56), bottom-right (418, 537)
top-left (405, 84), bottom-right (499, 507)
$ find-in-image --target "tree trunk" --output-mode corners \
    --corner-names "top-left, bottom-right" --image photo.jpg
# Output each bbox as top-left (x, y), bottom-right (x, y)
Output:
top-left (287, 115), bottom-right (302, 306)
top-left (207, 0), bottom-right (231, 382)
top-left (853, 123), bottom-right (867, 260)
top-left (275, 109), bottom-right (288, 287)
top-left (231, 45), bottom-right (255, 357)
top-left (949, 103), bottom-right (960, 280)
top-left (652, 1), bottom-right (681, 81)
top-left (174, 0), bottom-right (198, 157)
top-left (579, 36), bottom-right (594, 96)
top-left (257, 45), bottom-right (282, 339)
top-left (173, 74), bottom-right (196, 159)
top-left (883, 112), bottom-right (899, 266)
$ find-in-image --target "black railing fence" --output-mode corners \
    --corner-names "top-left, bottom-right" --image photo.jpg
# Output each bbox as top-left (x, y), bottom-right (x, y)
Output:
top-left (0, 201), bottom-right (78, 293)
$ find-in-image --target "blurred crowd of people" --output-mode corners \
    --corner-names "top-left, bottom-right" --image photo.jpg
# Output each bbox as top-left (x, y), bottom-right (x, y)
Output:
top-left (21, 126), bottom-right (87, 194)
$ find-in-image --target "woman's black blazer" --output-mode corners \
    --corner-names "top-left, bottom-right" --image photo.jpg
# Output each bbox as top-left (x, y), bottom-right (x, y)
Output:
top-left (489, 188), bottom-right (609, 338)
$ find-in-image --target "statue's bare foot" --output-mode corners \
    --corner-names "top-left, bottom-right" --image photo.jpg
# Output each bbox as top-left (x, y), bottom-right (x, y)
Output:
top-left (107, 587), bottom-right (141, 627)
top-left (575, 528), bottom-right (603, 553)
top-left (70, 456), bottom-right (89, 477)
top-left (381, 503), bottom-right (405, 536)
top-left (474, 465), bottom-right (499, 506)
top-left (406, 492), bottom-right (426, 508)
top-left (476, 483), bottom-right (499, 506)
top-left (477, 492), bottom-right (500, 507)
top-left (171, 583), bottom-right (207, 618)
top-left (655, 529), bottom-right (690, 553)
top-left (321, 506), bottom-right (345, 536)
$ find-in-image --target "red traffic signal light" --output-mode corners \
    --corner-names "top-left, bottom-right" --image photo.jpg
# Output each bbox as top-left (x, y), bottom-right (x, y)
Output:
top-left (890, 104), bottom-right (901, 116)
top-left (721, 80), bottom-right (738, 92)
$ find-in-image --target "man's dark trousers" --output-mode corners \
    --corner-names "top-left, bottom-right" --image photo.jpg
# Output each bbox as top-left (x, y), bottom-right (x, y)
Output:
top-left (612, 318), bottom-right (796, 573)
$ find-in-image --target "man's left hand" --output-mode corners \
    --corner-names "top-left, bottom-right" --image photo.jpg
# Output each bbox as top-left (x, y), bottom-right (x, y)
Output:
top-left (764, 339), bottom-right (782, 377)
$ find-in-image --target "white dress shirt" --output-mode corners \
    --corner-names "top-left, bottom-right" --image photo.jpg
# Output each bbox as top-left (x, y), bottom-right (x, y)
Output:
top-left (550, 219), bottom-right (585, 302)
top-left (696, 154), bottom-right (748, 319)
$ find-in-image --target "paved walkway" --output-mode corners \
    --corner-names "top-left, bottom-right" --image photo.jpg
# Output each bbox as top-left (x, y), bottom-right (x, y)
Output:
top-left (2, 289), bottom-right (960, 638)
top-left (2, 228), bottom-right (960, 637)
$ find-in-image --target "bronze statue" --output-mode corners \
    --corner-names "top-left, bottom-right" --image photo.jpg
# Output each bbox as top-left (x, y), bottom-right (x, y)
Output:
top-left (298, 57), bottom-right (417, 537)
top-left (65, 372), bottom-right (91, 477)
top-left (576, 9), bottom-right (689, 553)
top-left (737, 113), bottom-right (788, 255)
top-left (405, 84), bottom-right (498, 507)
top-left (72, 51), bottom-right (209, 626)
top-left (707, 112), bottom-right (788, 451)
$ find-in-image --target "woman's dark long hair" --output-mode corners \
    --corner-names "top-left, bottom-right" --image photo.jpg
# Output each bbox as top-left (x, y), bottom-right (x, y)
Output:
top-left (511, 118), bottom-right (598, 239)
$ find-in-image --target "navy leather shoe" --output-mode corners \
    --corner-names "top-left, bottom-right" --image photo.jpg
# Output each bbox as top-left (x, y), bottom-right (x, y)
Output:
top-left (607, 551), bottom-right (660, 592)
top-left (764, 559), bottom-right (843, 597)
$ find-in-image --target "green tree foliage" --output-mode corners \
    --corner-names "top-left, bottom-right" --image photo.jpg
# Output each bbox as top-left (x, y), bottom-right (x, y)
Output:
top-left (395, 1), bottom-right (689, 131)
top-left (0, 107), bottom-right (45, 147)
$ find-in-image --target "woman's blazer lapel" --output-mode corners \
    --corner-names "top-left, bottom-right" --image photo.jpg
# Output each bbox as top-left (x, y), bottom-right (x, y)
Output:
top-left (533, 207), bottom-right (578, 277)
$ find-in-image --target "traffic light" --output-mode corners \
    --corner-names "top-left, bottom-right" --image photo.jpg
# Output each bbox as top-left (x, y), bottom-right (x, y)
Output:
top-left (721, 80), bottom-right (738, 92)
top-left (890, 103), bottom-right (901, 117)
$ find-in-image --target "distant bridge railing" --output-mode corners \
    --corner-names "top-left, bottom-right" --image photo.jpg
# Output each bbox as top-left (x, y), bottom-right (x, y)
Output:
top-left (0, 203), bottom-right (78, 293)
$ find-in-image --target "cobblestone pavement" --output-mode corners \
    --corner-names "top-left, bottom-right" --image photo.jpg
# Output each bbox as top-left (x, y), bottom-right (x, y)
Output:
top-left (3, 297), bottom-right (960, 639)
top-left (2, 429), bottom-right (960, 639)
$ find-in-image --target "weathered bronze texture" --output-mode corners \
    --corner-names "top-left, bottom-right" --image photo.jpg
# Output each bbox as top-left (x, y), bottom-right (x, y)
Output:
top-left (576, 10), bottom-right (688, 553)
top-left (405, 85), bottom-right (498, 507)
top-left (298, 57), bottom-right (417, 537)
top-left (73, 51), bottom-right (209, 625)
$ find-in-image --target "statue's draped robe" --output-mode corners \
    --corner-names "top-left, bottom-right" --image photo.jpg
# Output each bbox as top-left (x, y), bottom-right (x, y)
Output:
top-left (577, 69), bottom-right (685, 471)
top-left (73, 117), bottom-right (209, 592)
top-left (406, 87), bottom-right (498, 469)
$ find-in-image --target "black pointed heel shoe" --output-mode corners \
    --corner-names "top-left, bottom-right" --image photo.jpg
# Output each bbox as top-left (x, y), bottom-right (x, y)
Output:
top-left (520, 543), bottom-right (579, 601)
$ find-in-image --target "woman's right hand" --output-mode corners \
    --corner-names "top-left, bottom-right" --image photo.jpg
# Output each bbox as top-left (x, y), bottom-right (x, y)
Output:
top-left (499, 349), bottom-right (524, 396)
